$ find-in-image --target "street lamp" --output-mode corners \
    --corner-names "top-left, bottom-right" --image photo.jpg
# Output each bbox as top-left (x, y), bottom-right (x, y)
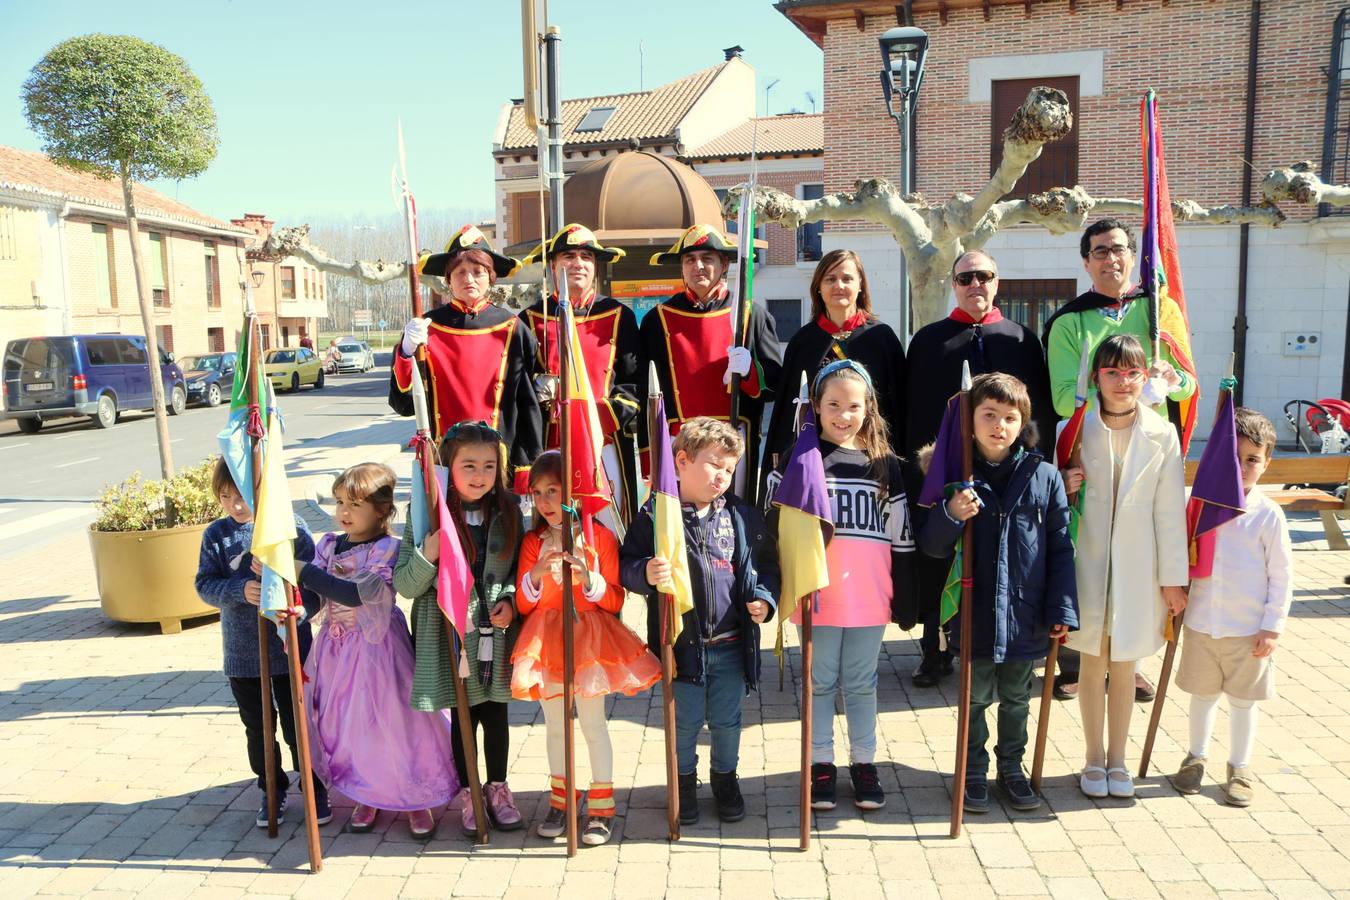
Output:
top-left (765, 78), bottom-right (780, 116)
top-left (250, 269), bottom-right (264, 289)
top-left (879, 26), bottom-right (928, 342)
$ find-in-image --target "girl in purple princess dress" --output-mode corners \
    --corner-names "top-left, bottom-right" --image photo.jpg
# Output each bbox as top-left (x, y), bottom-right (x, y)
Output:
top-left (295, 462), bottom-right (458, 839)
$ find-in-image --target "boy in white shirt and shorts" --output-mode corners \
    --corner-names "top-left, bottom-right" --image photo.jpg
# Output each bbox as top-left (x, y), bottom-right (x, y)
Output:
top-left (1171, 408), bottom-right (1293, 806)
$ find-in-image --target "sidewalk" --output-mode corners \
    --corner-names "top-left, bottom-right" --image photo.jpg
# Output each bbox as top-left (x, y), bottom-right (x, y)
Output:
top-left (3, 427), bottom-right (1350, 898)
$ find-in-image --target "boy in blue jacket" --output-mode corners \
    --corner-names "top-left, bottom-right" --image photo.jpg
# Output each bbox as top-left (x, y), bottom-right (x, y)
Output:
top-left (621, 417), bottom-right (779, 825)
top-left (194, 458), bottom-right (329, 828)
top-left (918, 373), bottom-right (1078, 814)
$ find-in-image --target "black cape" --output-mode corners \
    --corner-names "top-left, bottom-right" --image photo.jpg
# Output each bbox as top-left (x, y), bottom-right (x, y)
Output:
top-left (763, 318), bottom-right (906, 473)
top-left (903, 315), bottom-right (1055, 457)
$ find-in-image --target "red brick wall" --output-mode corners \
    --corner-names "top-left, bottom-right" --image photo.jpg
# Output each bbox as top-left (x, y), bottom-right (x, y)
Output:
top-left (820, 0), bottom-right (1337, 232)
top-left (702, 167), bottom-right (823, 266)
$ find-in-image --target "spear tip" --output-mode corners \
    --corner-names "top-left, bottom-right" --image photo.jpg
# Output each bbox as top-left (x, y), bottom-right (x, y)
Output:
top-left (648, 360), bottom-right (660, 398)
top-left (1224, 351), bottom-right (1235, 380)
top-left (961, 360), bottom-right (972, 392)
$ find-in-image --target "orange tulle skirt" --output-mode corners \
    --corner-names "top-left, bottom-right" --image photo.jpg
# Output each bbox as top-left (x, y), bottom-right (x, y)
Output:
top-left (511, 607), bottom-right (662, 701)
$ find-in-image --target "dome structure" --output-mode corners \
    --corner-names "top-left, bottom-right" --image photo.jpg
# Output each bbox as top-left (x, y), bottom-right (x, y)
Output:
top-left (563, 150), bottom-right (723, 244)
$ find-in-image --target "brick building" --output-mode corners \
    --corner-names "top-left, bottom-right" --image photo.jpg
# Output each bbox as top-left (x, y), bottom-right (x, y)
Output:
top-left (777, 0), bottom-right (1350, 432)
top-left (493, 51), bottom-right (824, 337)
top-left (229, 214), bottom-right (328, 351)
top-left (0, 145), bottom-right (256, 388)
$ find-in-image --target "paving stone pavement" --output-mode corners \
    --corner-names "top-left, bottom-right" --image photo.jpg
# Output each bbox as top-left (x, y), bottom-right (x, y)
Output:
top-left (4, 441), bottom-right (1350, 897)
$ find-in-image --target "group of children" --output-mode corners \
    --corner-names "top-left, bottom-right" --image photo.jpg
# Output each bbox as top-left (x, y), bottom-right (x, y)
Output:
top-left (194, 331), bottom-right (1293, 842)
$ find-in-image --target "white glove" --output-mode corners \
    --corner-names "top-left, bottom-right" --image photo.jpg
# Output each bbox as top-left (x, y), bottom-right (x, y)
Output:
top-left (1140, 376), bottom-right (1169, 407)
top-left (401, 318), bottom-right (429, 357)
top-left (723, 345), bottom-right (753, 385)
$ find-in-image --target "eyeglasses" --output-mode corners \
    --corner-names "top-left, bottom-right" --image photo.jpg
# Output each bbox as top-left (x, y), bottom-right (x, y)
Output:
top-left (953, 270), bottom-right (997, 286)
top-left (1088, 244), bottom-right (1132, 261)
top-left (1099, 367), bottom-right (1147, 384)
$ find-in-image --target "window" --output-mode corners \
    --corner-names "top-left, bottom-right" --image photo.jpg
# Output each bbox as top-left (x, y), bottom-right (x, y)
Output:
top-left (207, 327), bottom-right (225, 352)
top-left (510, 190), bottom-right (550, 245)
top-left (0, 206), bottom-right (17, 261)
top-left (575, 106), bottom-right (616, 133)
top-left (154, 325), bottom-right (174, 354)
top-left (1321, 8), bottom-right (1350, 216)
top-left (797, 183), bottom-right (824, 262)
top-left (92, 224), bottom-right (117, 308)
top-left (766, 298), bottom-right (803, 342)
top-left (118, 339), bottom-right (148, 365)
top-left (259, 324), bottom-right (272, 349)
top-left (280, 266), bottom-right (296, 299)
top-left (85, 339), bottom-right (121, 366)
top-left (204, 240), bottom-right (220, 308)
top-left (282, 326), bottom-right (291, 347)
top-left (991, 77), bottom-right (1079, 197)
top-left (995, 278), bottom-right (1077, 334)
top-left (147, 231), bottom-right (168, 305)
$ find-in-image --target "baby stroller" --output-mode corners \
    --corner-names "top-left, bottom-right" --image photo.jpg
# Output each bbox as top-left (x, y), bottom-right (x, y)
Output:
top-left (1283, 398), bottom-right (1350, 455)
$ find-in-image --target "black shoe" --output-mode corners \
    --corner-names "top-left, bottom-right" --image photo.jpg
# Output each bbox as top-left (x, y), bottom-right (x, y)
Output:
top-left (810, 763), bottom-right (837, 810)
top-left (997, 769), bottom-right (1043, 812)
top-left (678, 772), bottom-right (699, 825)
top-left (937, 652), bottom-right (954, 676)
top-left (1053, 673), bottom-right (1078, 701)
top-left (963, 779), bottom-right (990, 814)
top-left (912, 651), bottom-right (943, 687)
top-left (710, 769), bottom-right (746, 822)
top-left (1134, 672), bottom-right (1156, 703)
top-left (849, 763), bottom-right (886, 810)
top-left (255, 793), bottom-right (287, 828)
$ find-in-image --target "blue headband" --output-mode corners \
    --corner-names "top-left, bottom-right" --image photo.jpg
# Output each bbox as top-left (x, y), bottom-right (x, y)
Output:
top-left (813, 359), bottom-right (874, 396)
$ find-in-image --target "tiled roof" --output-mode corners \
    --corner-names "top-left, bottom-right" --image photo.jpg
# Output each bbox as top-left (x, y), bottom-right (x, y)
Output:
top-left (498, 62), bottom-right (728, 152)
top-left (684, 113), bottom-right (824, 158)
top-left (0, 144), bottom-right (244, 233)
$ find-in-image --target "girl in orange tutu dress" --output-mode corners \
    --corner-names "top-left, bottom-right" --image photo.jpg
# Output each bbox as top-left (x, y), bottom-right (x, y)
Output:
top-left (512, 450), bottom-right (660, 845)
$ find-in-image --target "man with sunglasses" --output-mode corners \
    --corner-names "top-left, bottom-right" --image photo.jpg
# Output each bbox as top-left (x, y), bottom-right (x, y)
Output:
top-left (1041, 218), bottom-right (1197, 702)
top-left (903, 249), bottom-right (1054, 687)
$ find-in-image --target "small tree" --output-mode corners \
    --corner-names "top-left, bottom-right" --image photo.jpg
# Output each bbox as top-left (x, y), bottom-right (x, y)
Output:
top-left (22, 34), bottom-right (219, 478)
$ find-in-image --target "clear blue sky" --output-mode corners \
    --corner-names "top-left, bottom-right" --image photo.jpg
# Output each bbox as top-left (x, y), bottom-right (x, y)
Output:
top-left (0, 0), bottom-right (822, 225)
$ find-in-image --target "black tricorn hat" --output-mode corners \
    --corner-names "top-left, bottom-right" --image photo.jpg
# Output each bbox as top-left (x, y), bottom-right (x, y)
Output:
top-left (649, 224), bottom-right (737, 266)
top-left (521, 223), bottom-right (626, 265)
top-left (420, 225), bottom-right (520, 279)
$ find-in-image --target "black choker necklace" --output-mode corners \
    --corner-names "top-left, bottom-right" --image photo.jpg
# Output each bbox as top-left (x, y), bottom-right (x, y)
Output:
top-left (1101, 406), bottom-right (1137, 418)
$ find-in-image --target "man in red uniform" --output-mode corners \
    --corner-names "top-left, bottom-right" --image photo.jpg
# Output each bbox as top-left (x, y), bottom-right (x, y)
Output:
top-left (520, 224), bottom-right (643, 531)
top-left (390, 224), bottom-right (542, 489)
top-left (639, 224), bottom-right (782, 503)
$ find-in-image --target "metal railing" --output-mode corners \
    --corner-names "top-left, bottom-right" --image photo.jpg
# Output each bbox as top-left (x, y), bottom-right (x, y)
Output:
top-left (1320, 8), bottom-right (1350, 217)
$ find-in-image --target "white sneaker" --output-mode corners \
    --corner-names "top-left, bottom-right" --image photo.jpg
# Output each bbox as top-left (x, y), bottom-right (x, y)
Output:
top-left (1080, 765), bottom-right (1109, 799)
top-left (1107, 767), bottom-right (1134, 798)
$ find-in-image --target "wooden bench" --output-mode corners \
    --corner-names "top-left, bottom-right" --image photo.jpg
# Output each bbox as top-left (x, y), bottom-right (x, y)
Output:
top-left (1184, 454), bottom-right (1350, 550)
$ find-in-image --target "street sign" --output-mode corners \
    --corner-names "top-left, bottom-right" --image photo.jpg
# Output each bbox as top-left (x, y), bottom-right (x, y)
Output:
top-left (353, 310), bottom-right (373, 326)
top-left (378, 319), bottom-right (386, 329)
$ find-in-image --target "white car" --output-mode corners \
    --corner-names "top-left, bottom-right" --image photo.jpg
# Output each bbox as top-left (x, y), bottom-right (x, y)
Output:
top-left (335, 342), bottom-right (375, 373)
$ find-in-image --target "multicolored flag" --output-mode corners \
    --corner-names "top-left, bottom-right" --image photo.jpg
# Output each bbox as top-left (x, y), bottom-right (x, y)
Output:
top-left (769, 402), bottom-right (832, 628)
top-left (250, 401), bottom-right (297, 626)
top-left (649, 385), bottom-right (694, 643)
top-left (1141, 89), bottom-right (1201, 454)
top-left (1055, 337), bottom-right (1093, 546)
top-left (918, 392), bottom-right (967, 624)
top-left (1186, 388), bottom-right (1245, 579)
top-left (558, 283), bottom-right (612, 544)
top-left (216, 319), bottom-right (267, 510)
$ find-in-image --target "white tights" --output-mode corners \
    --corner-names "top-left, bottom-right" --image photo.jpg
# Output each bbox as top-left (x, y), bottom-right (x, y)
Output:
top-left (1189, 692), bottom-right (1258, 768)
top-left (541, 693), bottom-right (613, 783)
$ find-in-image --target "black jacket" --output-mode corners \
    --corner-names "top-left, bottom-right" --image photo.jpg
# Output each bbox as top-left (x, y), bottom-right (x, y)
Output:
top-left (620, 492), bottom-right (779, 690)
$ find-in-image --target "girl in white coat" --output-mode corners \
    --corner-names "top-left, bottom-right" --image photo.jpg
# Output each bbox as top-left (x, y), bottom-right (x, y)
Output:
top-left (1060, 335), bottom-right (1188, 799)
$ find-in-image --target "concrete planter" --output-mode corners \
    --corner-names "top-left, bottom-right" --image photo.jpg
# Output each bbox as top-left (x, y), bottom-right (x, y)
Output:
top-left (89, 523), bottom-right (217, 634)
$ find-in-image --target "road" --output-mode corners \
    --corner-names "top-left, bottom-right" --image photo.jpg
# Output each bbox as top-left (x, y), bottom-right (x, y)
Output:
top-left (0, 359), bottom-right (398, 559)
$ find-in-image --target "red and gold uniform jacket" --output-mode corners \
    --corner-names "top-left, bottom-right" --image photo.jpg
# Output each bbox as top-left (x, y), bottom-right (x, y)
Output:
top-left (388, 300), bottom-right (543, 484)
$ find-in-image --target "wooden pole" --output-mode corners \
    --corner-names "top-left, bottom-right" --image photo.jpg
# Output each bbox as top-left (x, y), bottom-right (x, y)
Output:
top-left (285, 590), bottom-right (322, 872)
top-left (799, 593), bottom-right (814, 851)
top-left (951, 364), bottom-right (975, 839)
top-left (1138, 611), bottom-right (1182, 778)
top-left (558, 291), bottom-right (579, 858)
top-left (1030, 637), bottom-right (1060, 793)
top-left (243, 311), bottom-right (279, 840)
top-left (648, 362), bottom-right (680, 843)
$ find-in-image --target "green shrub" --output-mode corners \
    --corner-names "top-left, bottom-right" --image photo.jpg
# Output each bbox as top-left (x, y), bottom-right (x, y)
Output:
top-left (92, 457), bottom-right (219, 532)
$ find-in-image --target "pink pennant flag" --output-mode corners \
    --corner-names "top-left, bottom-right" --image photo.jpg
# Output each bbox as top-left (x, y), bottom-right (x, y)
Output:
top-left (433, 465), bottom-right (473, 639)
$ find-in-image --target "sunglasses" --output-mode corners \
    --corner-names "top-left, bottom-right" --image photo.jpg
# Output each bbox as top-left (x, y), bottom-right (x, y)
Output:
top-left (1098, 367), bottom-right (1147, 384)
top-left (953, 270), bottom-right (997, 286)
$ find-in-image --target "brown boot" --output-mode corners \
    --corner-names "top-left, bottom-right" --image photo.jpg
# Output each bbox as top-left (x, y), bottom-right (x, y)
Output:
top-left (1170, 754), bottom-right (1205, 795)
top-left (1224, 764), bottom-right (1255, 807)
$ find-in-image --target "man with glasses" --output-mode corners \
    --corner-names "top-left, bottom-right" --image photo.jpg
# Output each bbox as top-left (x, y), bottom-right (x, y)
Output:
top-left (1041, 218), bottom-right (1197, 702)
top-left (903, 249), bottom-right (1054, 687)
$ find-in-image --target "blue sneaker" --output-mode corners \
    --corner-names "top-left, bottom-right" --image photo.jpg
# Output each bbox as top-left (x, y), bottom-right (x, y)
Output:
top-left (255, 793), bottom-right (287, 828)
top-left (310, 789), bottom-right (333, 825)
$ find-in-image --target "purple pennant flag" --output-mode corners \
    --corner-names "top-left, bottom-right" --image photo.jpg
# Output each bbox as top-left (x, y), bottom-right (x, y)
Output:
top-left (918, 393), bottom-right (964, 508)
top-left (771, 406), bottom-right (833, 523)
top-left (1187, 390), bottom-right (1245, 577)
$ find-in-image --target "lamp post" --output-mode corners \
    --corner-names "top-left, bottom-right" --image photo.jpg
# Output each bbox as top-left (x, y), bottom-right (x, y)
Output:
top-left (765, 78), bottom-right (780, 117)
top-left (879, 26), bottom-right (928, 342)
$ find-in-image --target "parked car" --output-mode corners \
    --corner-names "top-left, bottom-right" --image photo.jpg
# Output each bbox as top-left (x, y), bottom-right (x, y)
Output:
top-left (181, 352), bottom-right (238, 407)
top-left (335, 341), bottom-right (375, 373)
top-left (264, 347), bottom-right (323, 392)
top-left (2, 334), bottom-right (186, 433)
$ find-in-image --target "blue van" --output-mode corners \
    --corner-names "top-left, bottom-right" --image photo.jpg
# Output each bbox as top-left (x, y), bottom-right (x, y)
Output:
top-left (3, 335), bottom-right (186, 433)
